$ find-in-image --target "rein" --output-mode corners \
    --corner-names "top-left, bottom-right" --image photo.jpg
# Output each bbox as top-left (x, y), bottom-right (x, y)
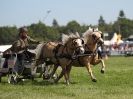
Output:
top-left (73, 44), bottom-right (97, 59)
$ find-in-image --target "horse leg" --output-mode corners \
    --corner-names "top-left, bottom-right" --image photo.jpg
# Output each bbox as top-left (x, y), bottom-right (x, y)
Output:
top-left (54, 67), bottom-right (65, 83)
top-left (64, 71), bottom-right (70, 85)
top-left (31, 59), bottom-right (39, 76)
top-left (49, 64), bottom-right (58, 79)
top-left (66, 65), bottom-right (72, 83)
top-left (62, 65), bottom-right (72, 85)
top-left (100, 59), bottom-right (105, 73)
top-left (85, 63), bottom-right (97, 82)
top-left (92, 59), bottom-right (105, 74)
top-left (31, 66), bottom-right (37, 76)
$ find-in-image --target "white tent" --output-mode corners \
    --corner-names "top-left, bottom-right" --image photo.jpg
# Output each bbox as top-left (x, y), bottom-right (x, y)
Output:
top-left (110, 33), bottom-right (118, 45)
top-left (0, 45), bottom-right (12, 52)
top-left (104, 33), bottom-right (123, 46)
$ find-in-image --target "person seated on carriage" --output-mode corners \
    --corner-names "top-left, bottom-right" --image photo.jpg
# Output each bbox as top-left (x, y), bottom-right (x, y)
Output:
top-left (3, 26), bottom-right (40, 68)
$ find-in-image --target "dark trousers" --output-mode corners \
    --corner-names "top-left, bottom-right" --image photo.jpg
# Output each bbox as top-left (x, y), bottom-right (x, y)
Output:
top-left (98, 50), bottom-right (103, 59)
top-left (23, 51), bottom-right (35, 61)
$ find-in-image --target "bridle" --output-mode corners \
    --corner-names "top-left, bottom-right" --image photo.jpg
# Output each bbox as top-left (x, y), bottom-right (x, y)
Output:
top-left (92, 34), bottom-right (101, 44)
top-left (84, 33), bottom-right (102, 55)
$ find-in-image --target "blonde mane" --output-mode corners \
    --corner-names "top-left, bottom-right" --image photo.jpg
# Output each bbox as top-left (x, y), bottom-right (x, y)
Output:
top-left (82, 27), bottom-right (93, 43)
top-left (62, 32), bottom-right (80, 44)
top-left (82, 27), bottom-right (102, 43)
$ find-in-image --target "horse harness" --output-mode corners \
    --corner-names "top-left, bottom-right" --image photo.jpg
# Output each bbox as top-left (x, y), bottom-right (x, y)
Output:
top-left (77, 44), bottom-right (98, 66)
top-left (53, 38), bottom-right (84, 66)
top-left (53, 43), bottom-right (74, 66)
top-left (92, 34), bottom-right (101, 44)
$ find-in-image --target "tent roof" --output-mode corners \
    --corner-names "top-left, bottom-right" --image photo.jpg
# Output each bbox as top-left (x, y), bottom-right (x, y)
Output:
top-left (0, 45), bottom-right (12, 52)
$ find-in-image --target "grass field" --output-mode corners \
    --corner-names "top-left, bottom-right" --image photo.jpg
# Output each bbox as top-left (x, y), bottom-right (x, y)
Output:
top-left (0, 56), bottom-right (133, 99)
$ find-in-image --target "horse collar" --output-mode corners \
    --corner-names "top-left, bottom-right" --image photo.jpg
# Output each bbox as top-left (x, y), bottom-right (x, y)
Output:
top-left (85, 44), bottom-right (95, 55)
top-left (54, 44), bottom-right (73, 60)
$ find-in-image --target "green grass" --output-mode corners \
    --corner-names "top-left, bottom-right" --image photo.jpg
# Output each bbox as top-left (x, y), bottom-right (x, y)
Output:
top-left (0, 56), bottom-right (133, 99)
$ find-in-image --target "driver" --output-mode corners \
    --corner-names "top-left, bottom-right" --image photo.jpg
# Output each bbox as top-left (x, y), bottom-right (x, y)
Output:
top-left (11, 26), bottom-right (40, 54)
top-left (3, 26), bottom-right (40, 68)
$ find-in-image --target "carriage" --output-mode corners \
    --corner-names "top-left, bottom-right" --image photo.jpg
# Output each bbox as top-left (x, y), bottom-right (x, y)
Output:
top-left (0, 51), bottom-right (46, 84)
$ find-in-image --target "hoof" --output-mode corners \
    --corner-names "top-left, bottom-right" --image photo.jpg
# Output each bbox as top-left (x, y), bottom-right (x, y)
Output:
top-left (101, 70), bottom-right (105, 74)
top-left (92, 78), bottom-right (97, 82)
top-left (43, 74), bottom-right (50, 80)
top-left (66, 81), bottom-right (70, 85)
top-left (66, 83), bottom-right (70, 86)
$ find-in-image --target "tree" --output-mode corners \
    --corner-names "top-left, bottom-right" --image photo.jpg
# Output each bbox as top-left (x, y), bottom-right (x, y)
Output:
top-left (113, 18), bottom-right (133, 38)
top-left (66, 20), bottom-right (81, 33)
top-left (98, 16), bottom-right (106, 27)
top-left (98, 16), bottom-right (107, 32)
top-left (119, 10), bottom-right (125, 18)
top-left (47, 26), bottom-right (60, 41)
top-left (0, 26), bottom-right (17, 45)
top-left (29, 21), bottom-right (47, 41)
top-left (52, 19), bottom-right (59, 28)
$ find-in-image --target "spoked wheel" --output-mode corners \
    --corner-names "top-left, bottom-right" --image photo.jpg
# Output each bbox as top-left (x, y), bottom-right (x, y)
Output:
top-left (8, 74), bottom-right (17, 84)
top-left (8, 62), bottom-right (25, 84)
top-left (8, 74), bottom-right (21, 84)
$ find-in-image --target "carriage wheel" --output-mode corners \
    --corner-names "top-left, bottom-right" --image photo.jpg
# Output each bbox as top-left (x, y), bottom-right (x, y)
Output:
top-left (8, 74), bottom-right (20, 84)
top-left (8, 75), bottom-right (16, 84)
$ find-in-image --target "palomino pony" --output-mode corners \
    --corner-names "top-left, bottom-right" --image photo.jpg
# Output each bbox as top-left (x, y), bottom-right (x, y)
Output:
top-left (33, 33), bottom-right (85, 85)
top-left (65, 28), bottom-right (105, 82)
top-left (49, 28), bottom-right (105, 84)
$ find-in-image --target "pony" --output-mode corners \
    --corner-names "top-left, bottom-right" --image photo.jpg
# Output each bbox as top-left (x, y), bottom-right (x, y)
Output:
top-left (49, 27), bottom-right (105, 84)
top-left (68, 28), bottom-right (105, 82)
top-left (33, 33), bottom-right (85, 85)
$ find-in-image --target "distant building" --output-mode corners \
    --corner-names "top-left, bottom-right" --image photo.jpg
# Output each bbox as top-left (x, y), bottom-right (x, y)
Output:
top-left (103, 33), bottom-right (109, 40)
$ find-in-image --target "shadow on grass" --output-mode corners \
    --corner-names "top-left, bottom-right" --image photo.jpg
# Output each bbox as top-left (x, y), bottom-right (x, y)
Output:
top-left (0, 76), bottom-right (79, 86)
top-left (31, 80), bottom-right (79, 86)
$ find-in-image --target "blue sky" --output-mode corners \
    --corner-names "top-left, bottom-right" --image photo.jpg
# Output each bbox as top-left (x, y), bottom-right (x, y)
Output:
top-left (0, 0), bottom-right (133, 27)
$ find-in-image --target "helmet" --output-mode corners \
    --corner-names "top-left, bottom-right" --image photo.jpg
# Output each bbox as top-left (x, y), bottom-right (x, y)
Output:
top-left (19, 26), bottom-right (28, 33)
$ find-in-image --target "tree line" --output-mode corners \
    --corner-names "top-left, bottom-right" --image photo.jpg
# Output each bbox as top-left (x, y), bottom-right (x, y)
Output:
top-left (0, 10), bottom-right (133, 45)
